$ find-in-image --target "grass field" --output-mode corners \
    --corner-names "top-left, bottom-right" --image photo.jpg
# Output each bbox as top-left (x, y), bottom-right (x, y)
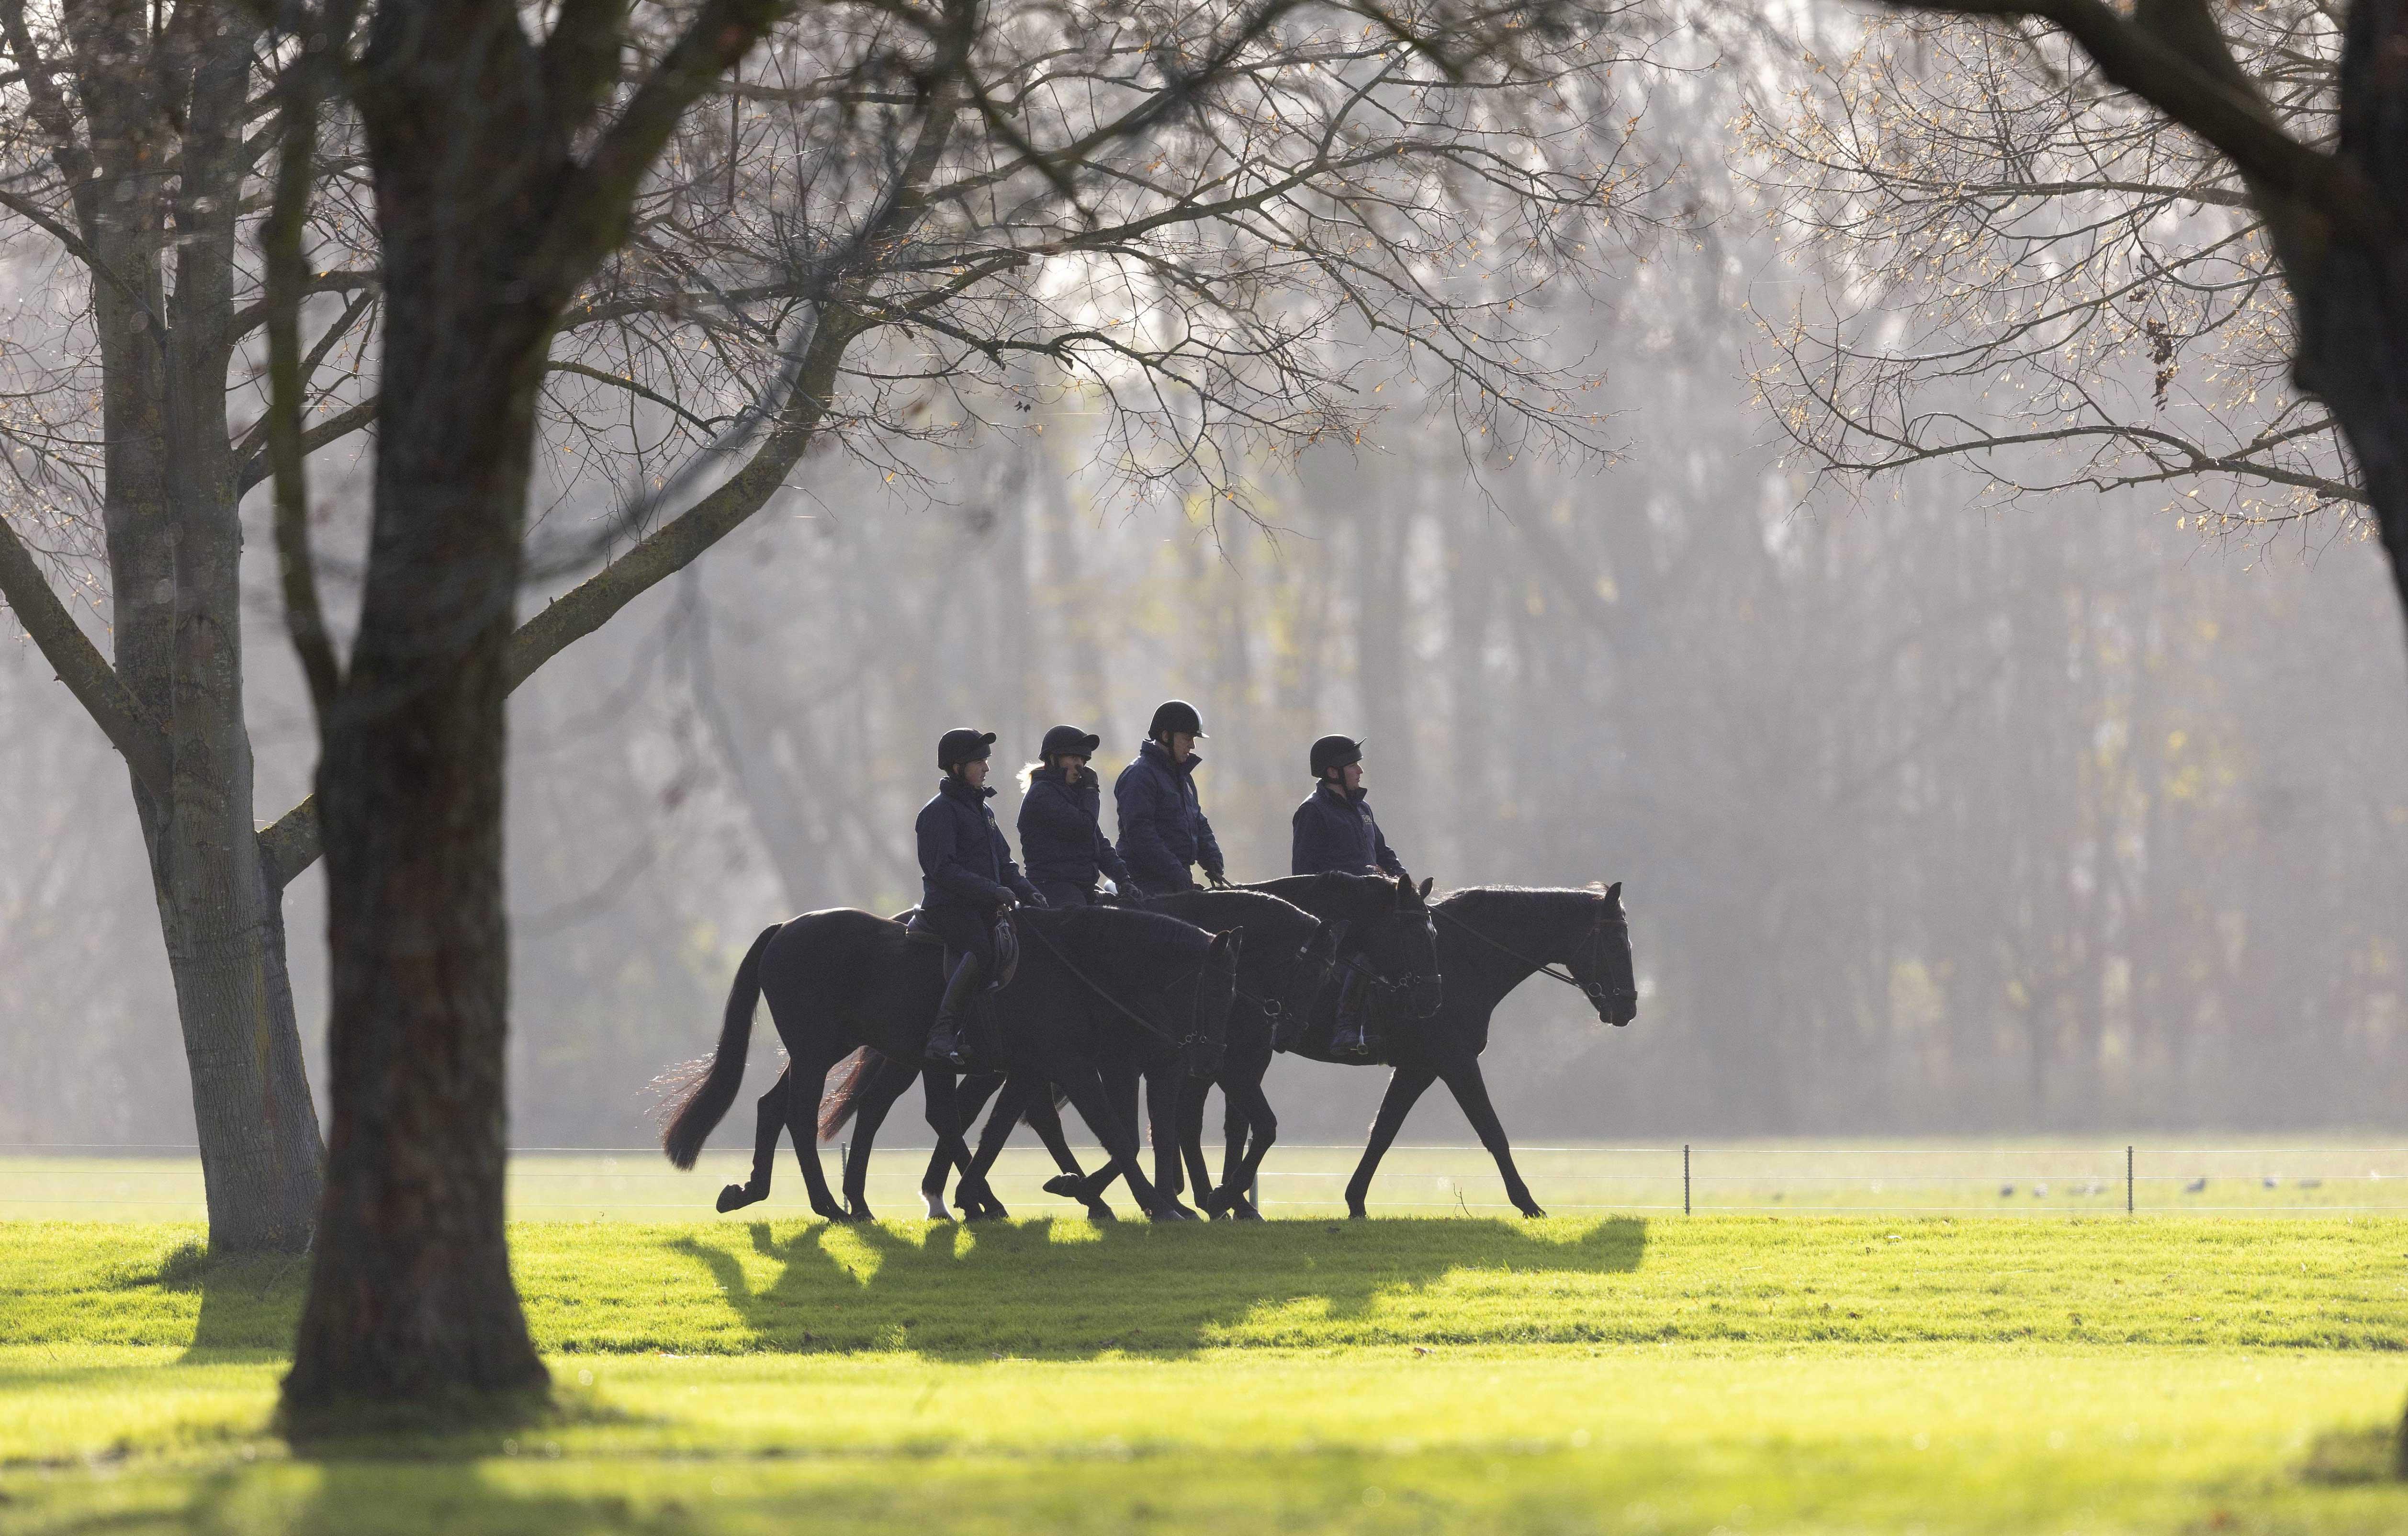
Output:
top-left (10, 1138), bottom-right (2408, 1221)
top-left (2, 1209), bottom-right (2407, 1534)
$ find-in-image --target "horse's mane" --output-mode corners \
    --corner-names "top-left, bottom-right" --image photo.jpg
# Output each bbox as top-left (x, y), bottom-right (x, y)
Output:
top-left (1439, 885), bottom-right (1616, 921)
top-left (1147, 887), bottom-right (1317, 944)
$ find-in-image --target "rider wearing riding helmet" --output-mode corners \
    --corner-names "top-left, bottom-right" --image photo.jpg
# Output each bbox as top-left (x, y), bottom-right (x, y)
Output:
top-left (918, 727), bottom-right (1043, 1068)
top-left (1291, 734), bottom-right (1409, 881)
top-left (1292, 734), bottom-right (1409, 1056)
top-left (1114, 699), bottom-right (1228, 894)
top-left (1018, 723), bottom-right (1137, 907)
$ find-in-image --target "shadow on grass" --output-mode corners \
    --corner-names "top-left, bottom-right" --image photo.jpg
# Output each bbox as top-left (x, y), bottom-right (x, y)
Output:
top-left (664, 1215), bottom-right (1647, 1358)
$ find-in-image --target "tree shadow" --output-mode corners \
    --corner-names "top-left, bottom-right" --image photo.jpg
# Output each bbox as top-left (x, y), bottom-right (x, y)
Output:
top-left (92, 1239), bottom-right (309, 1362)
top-left (663, 1215), bottom-right (1647, 1359)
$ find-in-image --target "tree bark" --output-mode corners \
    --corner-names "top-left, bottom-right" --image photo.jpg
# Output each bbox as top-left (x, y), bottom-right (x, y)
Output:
top-left (282, 0), bottom-right (557, 1404)
top-left (283, 0), bottom-right (790, 1408)
top-left (29, 0), bottom-right (328, 1253)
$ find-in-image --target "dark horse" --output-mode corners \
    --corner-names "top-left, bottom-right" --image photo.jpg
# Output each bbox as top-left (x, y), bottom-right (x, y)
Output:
top-left (1284, 882), bottom-right (1637, 1219)
top-left (1168, 873), bottom-right (1444, 1218)
top-left (660, 905), bottom-right (1239, 1222)
top-left (821, 887), bottom-right (1340, 1221)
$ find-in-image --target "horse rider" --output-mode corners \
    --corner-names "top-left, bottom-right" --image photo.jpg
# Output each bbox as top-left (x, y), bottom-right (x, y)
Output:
top-left (1018, 723), bottom-right (1137, 907)
top-left (1114, 699), bottom-right (1229, 895)
top-left (1291, 734), bottom-right (1409, 881)
top-left (918, 728), bottom-right (1043, 1069)
top-left (1291, 734), bottom-right (1410, 1055)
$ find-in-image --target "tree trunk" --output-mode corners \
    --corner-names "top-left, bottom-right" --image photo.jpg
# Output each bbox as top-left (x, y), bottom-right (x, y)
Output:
top-left (282, 18), bottom-right (555, 1405)
top-left (78, 3), bottom-right (324, 1252)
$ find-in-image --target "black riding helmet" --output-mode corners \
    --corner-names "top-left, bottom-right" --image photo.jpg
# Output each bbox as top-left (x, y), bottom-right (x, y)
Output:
top-left (1039, 723), bottom-right (1102, 760)
top-left (1310, 734), bottom-right (1364, 778)
top-left (937, 727), bottom-right (997, 770)
top-left (1148, 700), bottom-right (1206, 740)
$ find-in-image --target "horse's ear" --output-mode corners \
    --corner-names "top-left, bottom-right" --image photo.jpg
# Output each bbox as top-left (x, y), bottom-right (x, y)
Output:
top-left (1215, 928), bottom-right (1243, 960)
top-left (1417, 877), bottom-right (1434, 902)
top-left (1605, 881), bottom-right (1622, 903)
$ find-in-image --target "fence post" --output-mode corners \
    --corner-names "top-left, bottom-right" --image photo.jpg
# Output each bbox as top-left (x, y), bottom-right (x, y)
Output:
top-left (1684, 1143), bottom-right (1691, 1216)
top-left (2126, 1145), bottom-right (2134, 1215)
top-left (1250, 1169), bottom-right (1260, 1212)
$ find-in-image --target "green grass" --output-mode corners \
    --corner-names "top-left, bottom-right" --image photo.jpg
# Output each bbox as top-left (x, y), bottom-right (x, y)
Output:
top-left (3, 1216), bottom-right (2407, 1534)
top-left (10, 1140), bottom-right (2408, 1221)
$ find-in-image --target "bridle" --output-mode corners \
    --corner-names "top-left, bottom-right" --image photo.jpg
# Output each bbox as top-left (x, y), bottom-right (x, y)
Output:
top-left (1435, 905), bottom-right (1636, 1021)
top-left (1233, 938), bottom-right (1329, 1034)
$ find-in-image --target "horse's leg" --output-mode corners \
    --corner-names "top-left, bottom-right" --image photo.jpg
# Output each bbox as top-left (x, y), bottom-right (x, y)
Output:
top-left (1177, 1078), bottom-right (1218, 1214)
top-left (839, 1054), bottom-right (921, 1221)
top-left (948, 1073), bottom-right (1022, 1221)
top-left (1145, 1066), bottom-right (1199, 1220)
top-left (1057, 1064), bottom-right (1173, 1220)
top-left (1342, 1062), bottom-right (1438, 1220)
top-left (1438, 1057), bottom-right (1545, 1218)
top-left (788, 1052), bottom-right (855, 1221)
top-left (1222, 1076), bottom-right (1279, 1220)
top-left (1072, 1059), bottom-right (1144, 1203)
top-left (929, 1071), bottom-right (1005, 1216)
top-left (920, 1070), bottom-right (995, 1218)
top-left (715, 1064), bottom-right (793, 1213)
top-left (1017, 1080), bottom-right (1113, 1220)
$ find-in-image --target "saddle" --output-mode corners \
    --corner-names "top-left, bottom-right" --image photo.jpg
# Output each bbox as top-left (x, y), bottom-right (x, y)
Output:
top-left (896, 908), bottom-right (1022, 990)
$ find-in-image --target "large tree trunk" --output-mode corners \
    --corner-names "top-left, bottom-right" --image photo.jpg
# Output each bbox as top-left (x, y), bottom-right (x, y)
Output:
top-left (76, 0), bottom-right (324, 1252)
top-left (282, 10), bottom-right (555, 1406)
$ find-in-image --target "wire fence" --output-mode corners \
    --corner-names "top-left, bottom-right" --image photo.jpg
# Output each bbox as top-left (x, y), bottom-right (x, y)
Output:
top-left (5, 1142), bottom-right (2408, 1219)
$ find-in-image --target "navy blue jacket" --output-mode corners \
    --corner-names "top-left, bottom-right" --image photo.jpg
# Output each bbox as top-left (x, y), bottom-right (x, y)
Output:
top-left (916, 776), bottom-right (1039, 912)
top-left (1291, 780), bottom-right (1407, 879)
top-left (1018, 765), bottom-right (1134, 895)
top-left (1113, 739), bottom-right (1225, 892)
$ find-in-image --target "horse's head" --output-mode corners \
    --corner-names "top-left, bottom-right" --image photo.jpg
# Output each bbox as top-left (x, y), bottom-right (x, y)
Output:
top-left (1185, 929), bottom-right (1242, 1078)
top-left (1568, 881), bottom-right (1637, 1027)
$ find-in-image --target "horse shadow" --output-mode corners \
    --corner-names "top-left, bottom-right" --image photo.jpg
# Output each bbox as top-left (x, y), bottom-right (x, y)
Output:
top-left (662, 1215), bottom-right (1647, 1359)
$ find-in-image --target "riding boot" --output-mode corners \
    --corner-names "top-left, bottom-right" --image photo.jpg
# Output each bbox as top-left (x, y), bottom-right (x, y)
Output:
top-left (925, 950), bottom-right (986, 1068)
top-left (1330, 970), bottom-right (1371, 1056)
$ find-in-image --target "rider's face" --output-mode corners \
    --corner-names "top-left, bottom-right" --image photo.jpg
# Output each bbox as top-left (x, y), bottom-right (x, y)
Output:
top-left (1340, 762), bottom-right (1363, 791)
top-left (961, 758), bottom-right (990, 788)
top-left (1058, 754), bottom-right (1088, 782)
top-left (1167, 732), bottom-right (1196, 763)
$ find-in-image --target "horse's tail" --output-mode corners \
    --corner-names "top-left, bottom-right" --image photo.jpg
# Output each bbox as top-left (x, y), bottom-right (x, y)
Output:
top-left (662, 923), bottom-right (779, 1169)
top-left (817, 1048), bottom-right (875, 1142)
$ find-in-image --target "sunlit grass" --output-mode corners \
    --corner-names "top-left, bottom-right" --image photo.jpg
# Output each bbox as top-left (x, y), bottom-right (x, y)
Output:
top-left (3, 1215), bottom-right (2406, 1533)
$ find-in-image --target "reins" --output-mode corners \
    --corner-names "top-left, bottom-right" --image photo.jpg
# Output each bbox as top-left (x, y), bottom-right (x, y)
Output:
top-left (1434, 904), bottom-right (1616, 994)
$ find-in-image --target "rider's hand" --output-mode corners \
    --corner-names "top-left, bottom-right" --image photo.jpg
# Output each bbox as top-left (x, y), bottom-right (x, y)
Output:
top-left (1207, 870), bottom-right (1232, 891)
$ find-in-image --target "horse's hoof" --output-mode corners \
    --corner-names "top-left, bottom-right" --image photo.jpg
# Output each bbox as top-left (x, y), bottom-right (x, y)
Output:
top-left (717, 1184), bottom-right (763, 1213)
top-left (967, 1202), bottom-right (1009, 1223)
top-left (1043, 1175), bottom-right (1086, 1200)
top-left (1346, 1207), bottom-right (1369, 1220)
top-left (1197, 1186), bottom-right (1230, 1216)
top-left (1519, 1205), bottom-right (1548, 1220)
top-left (1084, 1203), bottom-right (1118, 1223)
top-left (1232, 1201), bottom-right (1264, 1222)
top-left (1170, 1203), bottom-right (1203, 1222)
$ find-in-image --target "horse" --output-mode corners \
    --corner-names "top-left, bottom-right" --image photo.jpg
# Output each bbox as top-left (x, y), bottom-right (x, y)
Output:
top-left (659, 904), bottom-right (1240, 1222)
top-left (1283, 881), bottom-right (1637, 1219)
top-left (966, 887), bottom-right (1339, 1217)
top-left (1172, 872), bottom-right (1445, 1218)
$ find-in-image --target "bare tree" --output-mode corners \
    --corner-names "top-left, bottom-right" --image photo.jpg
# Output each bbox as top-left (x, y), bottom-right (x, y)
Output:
top-left (0, 0), bottom-right (332, 1252)
top-left (1742, 5), bottom-right (2355, 530)
top-left (1776, 0), bottom-right (2408, 632)
top-left (255, 0), bottom-right (1661, 1412)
